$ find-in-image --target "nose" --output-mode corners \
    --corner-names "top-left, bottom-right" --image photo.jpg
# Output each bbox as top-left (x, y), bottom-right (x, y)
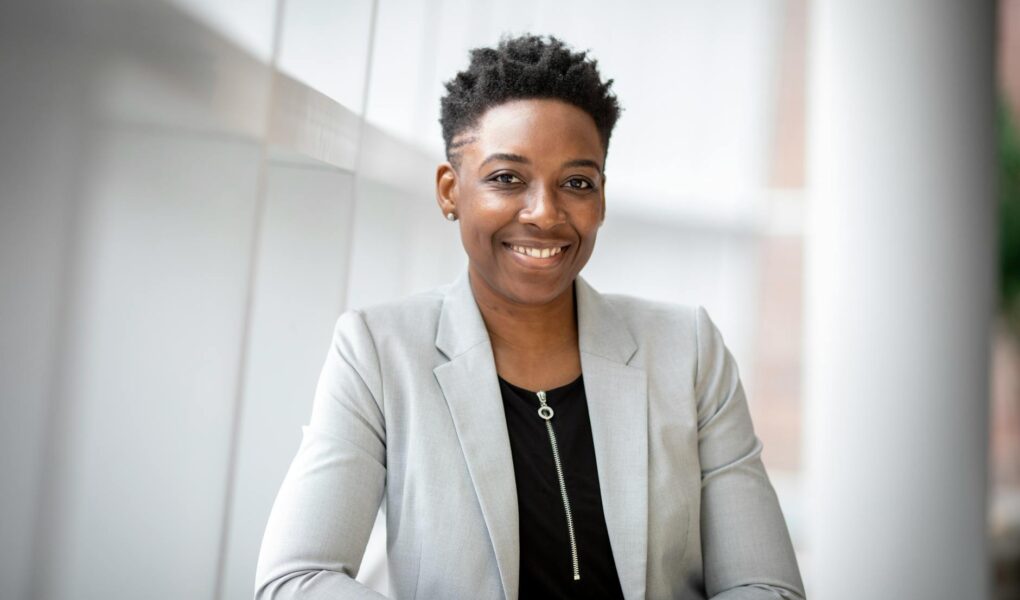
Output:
top-left (519, 182), bottom-right (566, 230)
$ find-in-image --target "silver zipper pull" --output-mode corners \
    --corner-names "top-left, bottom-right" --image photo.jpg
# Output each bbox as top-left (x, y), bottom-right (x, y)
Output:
top-left (537, 390), bottom-right (554, 420)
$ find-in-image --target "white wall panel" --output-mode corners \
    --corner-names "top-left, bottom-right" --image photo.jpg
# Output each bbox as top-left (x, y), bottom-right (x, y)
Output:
top-left (169, 0), bottom-right (279, 63)
top-left (222, 163), bottom-right (356, 600)
top-left (46, 128), bottom-right (263, 600)
top-left (363, 0), bottom-right (440, 146)
top-left (0, 36), bottom-right (91, 600)
top-left (0, 3), bottom-right (280, 599)
top-left (277, 0), bottom-right (375, 113)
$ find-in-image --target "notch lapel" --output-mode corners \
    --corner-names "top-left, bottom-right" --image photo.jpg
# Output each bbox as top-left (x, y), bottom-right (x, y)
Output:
top-left (433, 269), bottom-right (519, 600)
top-left (575, 275), bottom-right (649, 600)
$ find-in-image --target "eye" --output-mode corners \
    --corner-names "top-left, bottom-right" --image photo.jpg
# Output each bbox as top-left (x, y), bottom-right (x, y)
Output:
top-left (565, 177), bottom-right (593, 190)
top-left (490, 173), bottom-right (523, 185)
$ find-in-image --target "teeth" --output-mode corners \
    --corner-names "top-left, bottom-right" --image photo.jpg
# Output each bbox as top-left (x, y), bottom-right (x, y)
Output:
top-left (510, 244), bottom-right (564, 259)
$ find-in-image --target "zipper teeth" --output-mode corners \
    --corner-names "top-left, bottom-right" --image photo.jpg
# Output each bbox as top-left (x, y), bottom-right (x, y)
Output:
top-left (545, 420), bottom-right (581, 581)
top-left (537, 390), bottom-right (581, 581)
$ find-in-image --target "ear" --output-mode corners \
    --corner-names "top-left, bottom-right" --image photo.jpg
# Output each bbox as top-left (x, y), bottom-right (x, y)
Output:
top-left (436, 162), bottom-right (458, 218)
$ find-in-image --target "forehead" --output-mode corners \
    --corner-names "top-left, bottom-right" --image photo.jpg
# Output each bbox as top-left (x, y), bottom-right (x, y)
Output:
top-left (461, 99), bottom-right (604, 164)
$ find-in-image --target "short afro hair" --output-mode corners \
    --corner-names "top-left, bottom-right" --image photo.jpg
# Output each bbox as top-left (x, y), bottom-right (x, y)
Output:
top-left (439, 34), bottom-right (622, 167)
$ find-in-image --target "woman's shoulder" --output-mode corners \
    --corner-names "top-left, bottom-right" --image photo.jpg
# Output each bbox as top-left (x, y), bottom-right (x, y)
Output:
top-left (599, 291), bottom-right (701, 330)
top-left (335, 284), bottom-right (448, 341)
top-left (596, 291), bottom-right (730, 355)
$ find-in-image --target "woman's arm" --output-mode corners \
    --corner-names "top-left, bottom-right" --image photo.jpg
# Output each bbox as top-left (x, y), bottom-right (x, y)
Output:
top-left (254, 310), bottom-right (389, 600)
top-left (695, 306), bottom-right (807, 599)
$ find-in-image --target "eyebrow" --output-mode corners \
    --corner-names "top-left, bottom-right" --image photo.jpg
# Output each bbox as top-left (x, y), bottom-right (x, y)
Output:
top-left (562, 158), bottom-right (603, 173)
top-left (479, 153), bottom-right (603, 173)
top-left (480, 152), bottom-right (529, 167)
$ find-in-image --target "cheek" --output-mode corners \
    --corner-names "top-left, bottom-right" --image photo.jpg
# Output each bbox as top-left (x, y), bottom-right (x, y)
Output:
top-left (574, 209), bottom-right (604, 240)
top-left (576, 227), bottom-right (602, 260)
top-left (456, 217), bottom-right (502, 259)
top-left (578, 234), bottom-right (599, 258)
top-left (461, 197), bottom-right (517, 247)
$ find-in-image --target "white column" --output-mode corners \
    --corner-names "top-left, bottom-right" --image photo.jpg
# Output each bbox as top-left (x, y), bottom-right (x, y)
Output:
top-left (803, 2), bottom-right (996, 599)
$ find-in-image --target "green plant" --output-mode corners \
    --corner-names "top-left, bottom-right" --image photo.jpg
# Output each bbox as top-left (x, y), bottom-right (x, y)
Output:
top-left (999, 101), bottom-right (1020, 331)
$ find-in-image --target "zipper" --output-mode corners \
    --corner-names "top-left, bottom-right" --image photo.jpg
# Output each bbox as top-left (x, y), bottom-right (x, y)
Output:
top-left (536, 389), bottom-right (581, 581)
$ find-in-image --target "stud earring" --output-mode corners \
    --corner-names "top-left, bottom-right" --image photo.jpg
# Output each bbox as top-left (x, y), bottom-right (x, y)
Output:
top-left (446, 213), bottom-right (457, 221)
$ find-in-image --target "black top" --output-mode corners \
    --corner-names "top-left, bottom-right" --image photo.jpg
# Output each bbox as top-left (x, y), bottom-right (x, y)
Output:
top-left (498, 373), bottom-right (626, 600)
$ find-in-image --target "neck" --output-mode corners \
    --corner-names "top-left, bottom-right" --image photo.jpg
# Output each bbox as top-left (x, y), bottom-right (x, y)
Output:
top-left (468, 268), bottom-right (578, 354)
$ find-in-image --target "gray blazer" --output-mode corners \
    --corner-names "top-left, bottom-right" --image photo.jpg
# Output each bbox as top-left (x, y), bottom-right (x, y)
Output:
top-left (255, 268), bottom-right (806, 599)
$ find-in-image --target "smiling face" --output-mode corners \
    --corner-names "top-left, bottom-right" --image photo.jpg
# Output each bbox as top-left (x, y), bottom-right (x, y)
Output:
top-left (436, 98), bottom-right (607, 306)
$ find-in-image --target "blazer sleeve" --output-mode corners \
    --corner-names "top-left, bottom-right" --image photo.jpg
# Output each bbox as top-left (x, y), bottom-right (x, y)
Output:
top-left (254, 309), bottom-right (389, 600)
top-left (694, 306), bottom-right (807, 599)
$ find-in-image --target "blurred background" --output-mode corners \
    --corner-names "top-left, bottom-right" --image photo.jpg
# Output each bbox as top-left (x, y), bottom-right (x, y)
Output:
top-left (0, 0), bottom-right (1014, 598)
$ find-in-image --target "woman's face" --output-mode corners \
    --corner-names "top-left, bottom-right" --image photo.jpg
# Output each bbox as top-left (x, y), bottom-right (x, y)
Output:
top-left (436, 98), bottom-right (606, 306)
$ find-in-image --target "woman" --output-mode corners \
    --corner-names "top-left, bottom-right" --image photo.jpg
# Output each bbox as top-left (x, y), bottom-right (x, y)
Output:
top-left (255, 34), bottom-right (805, 599)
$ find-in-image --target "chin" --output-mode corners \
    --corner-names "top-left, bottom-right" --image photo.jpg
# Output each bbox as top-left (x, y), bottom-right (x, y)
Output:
top-left (502, 274), bottom-right (574, 305)
top-left (469, 259), bottom-right (578, 305)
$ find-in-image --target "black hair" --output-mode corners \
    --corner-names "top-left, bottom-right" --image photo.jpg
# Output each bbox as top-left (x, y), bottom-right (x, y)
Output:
top-left (439, 34), bottom-right (622, 168)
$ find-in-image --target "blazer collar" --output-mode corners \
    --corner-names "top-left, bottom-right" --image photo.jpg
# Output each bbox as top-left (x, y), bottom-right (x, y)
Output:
top-left (433, 267), bottom-right (649, 600)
